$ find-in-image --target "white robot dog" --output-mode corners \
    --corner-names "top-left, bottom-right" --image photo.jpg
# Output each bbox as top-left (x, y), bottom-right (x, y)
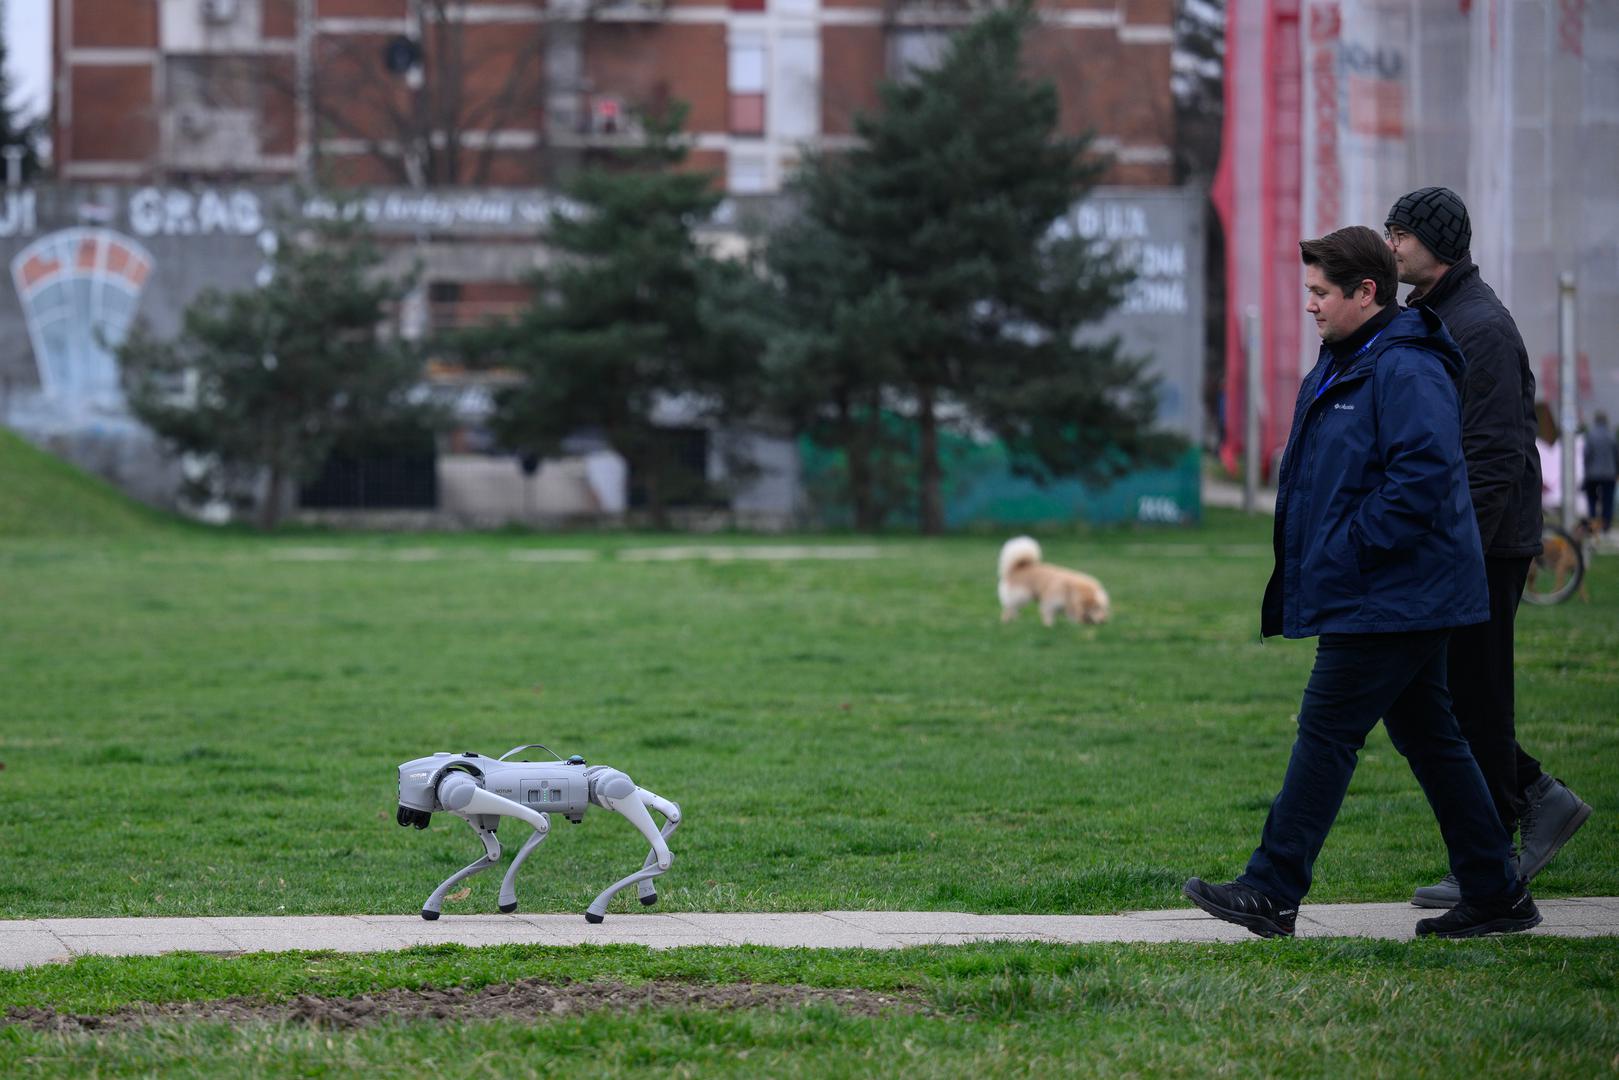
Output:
top-left (396, 745), bottom-right (680, 923)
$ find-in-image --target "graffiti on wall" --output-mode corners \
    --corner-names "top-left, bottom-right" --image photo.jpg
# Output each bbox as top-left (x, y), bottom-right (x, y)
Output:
top-left (10, 227), bottom-right (155, 422)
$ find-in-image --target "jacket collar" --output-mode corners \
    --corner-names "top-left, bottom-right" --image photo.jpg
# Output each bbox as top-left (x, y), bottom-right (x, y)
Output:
top-left (1309, 305), bottom-right (1465, 399)
top-left (1327, 302), bottom-right (1399, 364)
top-left (1406, 255), bottom-right (1477, 309)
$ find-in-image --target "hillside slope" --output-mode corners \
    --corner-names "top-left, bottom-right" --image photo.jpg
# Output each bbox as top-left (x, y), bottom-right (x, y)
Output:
top-left (0, 427), bottom-right (172, 538)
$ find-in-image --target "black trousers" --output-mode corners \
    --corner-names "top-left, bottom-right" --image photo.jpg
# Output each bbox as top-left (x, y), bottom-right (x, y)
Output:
top-left (1447, 556), bottom-right (1544, 835)
top-left (1239, 629), bottom-right (1516, 908)
top-left (1585, 479), bottom-right (1616, 530)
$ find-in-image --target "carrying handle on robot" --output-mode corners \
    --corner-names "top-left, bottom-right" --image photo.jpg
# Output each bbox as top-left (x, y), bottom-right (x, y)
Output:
top-left (498, 743), bottom-right (565, 762)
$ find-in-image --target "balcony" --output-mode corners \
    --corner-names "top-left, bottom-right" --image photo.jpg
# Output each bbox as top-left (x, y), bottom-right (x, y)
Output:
top-left (546, 93), bottom-right (651, 150)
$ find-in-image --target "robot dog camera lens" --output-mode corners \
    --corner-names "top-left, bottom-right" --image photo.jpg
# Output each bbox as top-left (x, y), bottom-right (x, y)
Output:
top-left (396, 806), bottom-right (432, 829)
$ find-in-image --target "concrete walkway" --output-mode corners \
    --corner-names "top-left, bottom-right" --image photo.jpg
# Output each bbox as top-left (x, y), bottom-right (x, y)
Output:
top-left (2, 901), bottom-right (1616, 969)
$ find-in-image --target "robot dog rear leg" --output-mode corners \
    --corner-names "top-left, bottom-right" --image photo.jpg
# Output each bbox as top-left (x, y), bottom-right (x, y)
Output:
top-left (585, 789), bottom-right (680, 923)
top-left (633, 792), bottom-right (681, 906)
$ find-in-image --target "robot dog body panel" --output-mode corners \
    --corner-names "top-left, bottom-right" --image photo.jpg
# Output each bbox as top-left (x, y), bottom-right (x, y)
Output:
top-left (398, 753), bottom-right (592, 821)
top-left (396, 749), bottom-right (680, 922)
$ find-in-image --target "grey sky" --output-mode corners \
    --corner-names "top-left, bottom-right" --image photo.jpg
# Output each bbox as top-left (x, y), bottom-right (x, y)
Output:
top-left (4, 0), bottom-right (49, 118)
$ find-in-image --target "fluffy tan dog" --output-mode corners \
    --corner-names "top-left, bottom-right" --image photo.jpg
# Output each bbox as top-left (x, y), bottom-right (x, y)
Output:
top-left (997, 536), bottom-right (1110, 626)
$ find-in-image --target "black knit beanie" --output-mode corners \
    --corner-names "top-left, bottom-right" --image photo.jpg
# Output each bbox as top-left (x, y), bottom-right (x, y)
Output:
top-left (1385, 186), bottom-right (1471, 265)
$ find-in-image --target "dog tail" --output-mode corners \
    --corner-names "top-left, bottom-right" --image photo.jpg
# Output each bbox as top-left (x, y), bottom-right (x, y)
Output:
top-left (999, 536), bottom-right (1042, 578)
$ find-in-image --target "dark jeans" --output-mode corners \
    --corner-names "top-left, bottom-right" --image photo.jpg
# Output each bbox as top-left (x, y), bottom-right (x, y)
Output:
top-left (1585, 479), bottom-right (1616, 530)
top-left (1239, 629), bottom-right (1516, 908)
top-left (1448, 556), bottom-right (1543, 835)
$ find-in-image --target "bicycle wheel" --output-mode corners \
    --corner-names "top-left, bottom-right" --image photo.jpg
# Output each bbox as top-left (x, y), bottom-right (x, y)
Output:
top-left (1523, 523), bottom-right (1584, 605)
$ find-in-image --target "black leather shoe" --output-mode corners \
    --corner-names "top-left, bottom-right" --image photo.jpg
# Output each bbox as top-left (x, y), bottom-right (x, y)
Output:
top-left (1183, 877), bottom-right (1297, 938)
top-left (1415, 887), bottom-right (1541, 939)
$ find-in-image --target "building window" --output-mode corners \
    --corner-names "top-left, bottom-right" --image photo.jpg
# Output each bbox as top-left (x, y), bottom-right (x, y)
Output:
top-left (164, 55), bottom-right (262, 169)
top-left (728, 38), bottom-right (767, 137)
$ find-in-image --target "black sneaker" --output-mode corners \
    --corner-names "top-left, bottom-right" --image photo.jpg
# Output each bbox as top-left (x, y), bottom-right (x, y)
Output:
top-left (1182, 877), bottom-right (1297, 938)
top-left (1415, 887), bottom-right (1542, 939)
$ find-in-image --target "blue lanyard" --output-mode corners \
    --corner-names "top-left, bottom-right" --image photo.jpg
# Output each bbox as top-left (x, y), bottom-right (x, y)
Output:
top-left (1316, 329), bottom-right (1384, 399)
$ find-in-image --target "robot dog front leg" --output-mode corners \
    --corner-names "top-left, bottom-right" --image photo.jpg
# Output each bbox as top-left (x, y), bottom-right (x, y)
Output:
top-left (421, 772), bottom-right (550, 921)
top-left (421, 820), bottom-right (501, 921)
top-left (497, 812), bottom-right (550, 913)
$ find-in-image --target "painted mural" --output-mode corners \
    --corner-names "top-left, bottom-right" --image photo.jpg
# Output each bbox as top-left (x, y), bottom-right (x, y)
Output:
top-left (0, 184), bottom-right (1204, 523)
top-left (11, 227), bottom-right (154, 423)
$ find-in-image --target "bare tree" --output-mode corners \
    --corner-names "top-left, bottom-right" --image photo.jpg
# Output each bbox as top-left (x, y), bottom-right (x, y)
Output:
top-left (260, 1), bottom-right (552, 187)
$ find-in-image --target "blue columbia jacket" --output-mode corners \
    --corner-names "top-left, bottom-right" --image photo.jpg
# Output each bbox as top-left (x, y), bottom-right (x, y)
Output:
top-left (1261, 306), bottom-right (1489, 638)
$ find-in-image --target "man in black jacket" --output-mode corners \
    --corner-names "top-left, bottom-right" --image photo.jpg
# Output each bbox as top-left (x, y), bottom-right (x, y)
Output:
top-left (1385, 187), bottom-right (1593, 908)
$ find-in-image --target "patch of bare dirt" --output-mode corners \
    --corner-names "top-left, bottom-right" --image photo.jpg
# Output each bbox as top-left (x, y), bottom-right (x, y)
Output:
top-left (5, 979), bottom-right (925, 1033)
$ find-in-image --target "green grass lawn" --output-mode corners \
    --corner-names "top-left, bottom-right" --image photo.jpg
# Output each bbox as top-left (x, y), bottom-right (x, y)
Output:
top-left (2, 438), bottom-right (1616, 1074)
top-left (3, 940), bottom-right (1617, 1076)
top-left (2, 514), bottom-right (1612, 918)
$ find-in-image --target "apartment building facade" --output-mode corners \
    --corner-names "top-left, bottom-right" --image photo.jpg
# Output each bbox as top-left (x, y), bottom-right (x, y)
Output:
top-left (33, 0), bottom-right (1200, 527)
top-left (52, 0), bottom-right (1177, 193)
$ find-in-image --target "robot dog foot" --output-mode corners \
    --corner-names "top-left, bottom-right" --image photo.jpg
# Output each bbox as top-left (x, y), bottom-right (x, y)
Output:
top-left (585, 911), bottom-right (604, 924)
top-left (421, 909), bottom-right (440, 921)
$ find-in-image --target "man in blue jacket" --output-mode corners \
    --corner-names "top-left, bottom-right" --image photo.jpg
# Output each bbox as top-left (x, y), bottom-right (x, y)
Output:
top-left (1183, 226), bottom-right (1538, 939)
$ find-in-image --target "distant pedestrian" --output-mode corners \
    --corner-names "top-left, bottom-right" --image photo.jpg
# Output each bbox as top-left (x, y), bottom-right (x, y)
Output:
top-left (1386, 187), bottom-right (1591, 907)
top-left (1583, 411), bottom-right (1617, 531)
top-left (1183, 226), bottom-right (1537, 940)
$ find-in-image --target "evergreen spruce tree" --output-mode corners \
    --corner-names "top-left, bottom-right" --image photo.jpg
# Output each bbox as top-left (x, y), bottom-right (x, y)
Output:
top-left (761, 160), bottom-right (911, 530)
top-left (118, 221), bottom-right (431, 529)
top-left (783, 2), bottom-right (1178, 532)
top-left (478, 106), bottom-right (751, 527)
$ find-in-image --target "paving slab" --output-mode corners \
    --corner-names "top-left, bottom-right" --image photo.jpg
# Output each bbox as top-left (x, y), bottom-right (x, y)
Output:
top-left (824, 911), bottom-right (1034, 935)
top-left (521, 914), bottom-right (735, 948)
top-left (40, 917), bottom-right (230, 937)
top-left (56, 933), bottom-right (242, 959)
top-left (671, 913), bottom-right (899, 949)
top-left (1511, 901), bottom-right (1597, 929)
top-left (212, 928), bottom-right (406, 955)
top-left (2, 900), bottom-right (1614, 970)
top-left (0, 920), bottom-right (54, 935)
top-left (0, 928), bottom-right (70, 967)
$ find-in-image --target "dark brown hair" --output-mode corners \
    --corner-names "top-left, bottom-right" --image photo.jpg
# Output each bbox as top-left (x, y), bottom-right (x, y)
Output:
top-left (1299, 226), bottom-right (1397, 306)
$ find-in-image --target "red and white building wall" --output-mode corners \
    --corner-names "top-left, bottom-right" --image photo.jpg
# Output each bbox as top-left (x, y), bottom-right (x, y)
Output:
top-left (1217, 0), bottom-right (1619, 479)
top-left (51, 0), bottom-right (1181, 192)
